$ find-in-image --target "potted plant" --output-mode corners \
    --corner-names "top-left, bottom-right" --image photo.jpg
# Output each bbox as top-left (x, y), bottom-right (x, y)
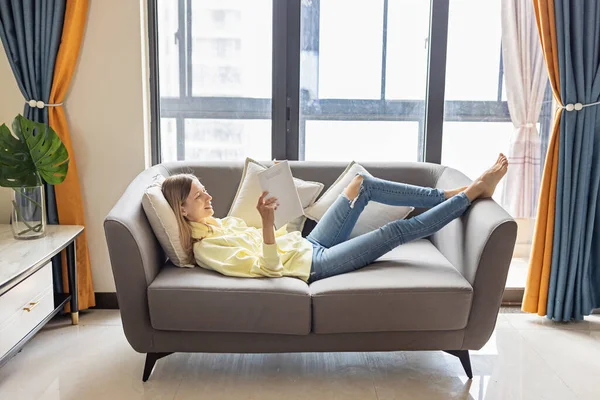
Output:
top-left (0, 115), bottom-right (69, 239)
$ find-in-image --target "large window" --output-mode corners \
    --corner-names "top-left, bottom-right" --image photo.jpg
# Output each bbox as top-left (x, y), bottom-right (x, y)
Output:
top-left (155, 0), bottom-right (272, 162)
top-left (439, 0), bottom-right (552, 206)
top-left (440, 0), bottom-right (546, 205)
top-left (151, 0), bottom-right (551, 166)
top-left (151, 0), bottom-right (553, 188)
top-left (299, 0), bottom-right (429, 162)
top-left (442, 0), bottom-right (509, 202)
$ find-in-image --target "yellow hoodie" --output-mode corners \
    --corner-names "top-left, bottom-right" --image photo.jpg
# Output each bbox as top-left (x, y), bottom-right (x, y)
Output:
top-left (190, 217), bottom-right (313, 282)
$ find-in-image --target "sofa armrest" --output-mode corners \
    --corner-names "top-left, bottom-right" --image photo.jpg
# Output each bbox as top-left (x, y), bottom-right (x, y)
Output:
top-left (431, 167), bottom-right (517, 349)
top-left (103, 167), bottom-right (168, 352)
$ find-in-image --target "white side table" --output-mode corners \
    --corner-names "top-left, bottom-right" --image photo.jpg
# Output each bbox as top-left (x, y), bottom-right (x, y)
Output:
top-left (0, 224), bottom-right (83, 367)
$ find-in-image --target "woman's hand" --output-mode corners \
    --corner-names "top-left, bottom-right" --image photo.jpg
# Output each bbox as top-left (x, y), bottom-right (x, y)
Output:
top-left (256, 191), bottom-right (279, 225)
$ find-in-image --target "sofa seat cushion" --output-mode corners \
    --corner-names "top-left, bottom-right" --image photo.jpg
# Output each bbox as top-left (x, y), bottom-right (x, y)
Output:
top-left (310, 239), bottom-right (473, 334)
top-left (148, 264), bottom-right (311, 335)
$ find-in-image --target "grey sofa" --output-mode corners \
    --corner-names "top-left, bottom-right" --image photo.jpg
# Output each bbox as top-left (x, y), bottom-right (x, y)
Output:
top-left (104, 161), bottom-right (517, 382)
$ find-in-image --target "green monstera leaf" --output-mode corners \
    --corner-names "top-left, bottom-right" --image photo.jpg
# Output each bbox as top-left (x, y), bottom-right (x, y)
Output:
top-left (0, 115), bottom-right (69, 187)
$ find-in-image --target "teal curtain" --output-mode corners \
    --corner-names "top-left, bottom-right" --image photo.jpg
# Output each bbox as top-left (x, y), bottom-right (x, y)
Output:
top-left (547, 0), bottom-right (600, 320)
top-left (0, 0), bottom-right (66, 293)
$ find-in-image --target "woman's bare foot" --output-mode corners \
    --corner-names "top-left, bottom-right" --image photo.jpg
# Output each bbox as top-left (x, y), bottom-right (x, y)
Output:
top-left (464, 154), bottom-right (509, 202)
top-left (479, 153), bottom-right (509, 197)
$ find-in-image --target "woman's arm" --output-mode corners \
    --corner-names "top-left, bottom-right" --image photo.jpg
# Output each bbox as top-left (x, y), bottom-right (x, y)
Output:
top-left (260, 222), bottom-right (281, 274)
top-left (262, 222), bottom-right (276, 245)
top-left (256, 191), bottom-right (282, 273)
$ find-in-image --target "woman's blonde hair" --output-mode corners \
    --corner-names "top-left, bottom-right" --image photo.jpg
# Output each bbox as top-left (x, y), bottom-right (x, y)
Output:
top-left (161, 173), bottom-right (209, 262)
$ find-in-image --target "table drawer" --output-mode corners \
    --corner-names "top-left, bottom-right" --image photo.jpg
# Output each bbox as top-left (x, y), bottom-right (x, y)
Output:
top-left (0, 286), bottom-right (54, 358)
top-left (0, 262), bottom-right (53, 326)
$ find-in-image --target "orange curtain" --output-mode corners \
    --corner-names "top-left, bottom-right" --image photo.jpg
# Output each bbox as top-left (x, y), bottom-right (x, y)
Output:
top-left (48, 0), bottom-right (95, 310)
top-left (522, 0), bottom-right (561, 315)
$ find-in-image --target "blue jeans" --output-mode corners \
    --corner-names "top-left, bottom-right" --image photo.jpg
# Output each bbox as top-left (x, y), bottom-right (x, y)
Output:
top-left (306, 173), bottom-right (471, 283)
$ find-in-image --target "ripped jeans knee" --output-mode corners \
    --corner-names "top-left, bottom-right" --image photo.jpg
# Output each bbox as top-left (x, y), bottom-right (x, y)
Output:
top-left (342, 173), bottom-right (368, 208)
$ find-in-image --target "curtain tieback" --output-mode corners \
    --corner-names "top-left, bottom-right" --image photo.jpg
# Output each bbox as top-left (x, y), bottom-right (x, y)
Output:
top-left (560, 101), bottom-right (600, 111)
top-left (26, 99), bottom-right (63, 109)
top-left (518, 123), bottom-right (535, 128)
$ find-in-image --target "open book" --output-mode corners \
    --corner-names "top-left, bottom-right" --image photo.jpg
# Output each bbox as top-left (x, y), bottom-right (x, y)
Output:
top-left (257, 160), bottom-right (304, 230)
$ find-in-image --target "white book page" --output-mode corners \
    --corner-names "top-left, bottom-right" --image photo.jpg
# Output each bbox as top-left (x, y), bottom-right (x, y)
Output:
top-left (257, 161), bottom-right (304, 230)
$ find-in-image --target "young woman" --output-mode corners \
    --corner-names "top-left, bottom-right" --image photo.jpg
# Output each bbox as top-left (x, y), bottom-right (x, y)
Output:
top-left (162, 154), bottom-right (508, 283)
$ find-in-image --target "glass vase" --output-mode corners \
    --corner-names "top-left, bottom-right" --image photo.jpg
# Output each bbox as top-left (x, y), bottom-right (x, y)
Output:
top-left (11, 185), bottom-right (47, 240)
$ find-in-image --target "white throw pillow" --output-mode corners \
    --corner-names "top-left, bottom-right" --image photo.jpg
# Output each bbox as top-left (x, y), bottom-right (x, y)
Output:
top-left (304, 162), bottom-right (414, 239)
top-left (141, 175), bottom-right (195, 268)
top-left (228, 158), bottom-right (324, 232)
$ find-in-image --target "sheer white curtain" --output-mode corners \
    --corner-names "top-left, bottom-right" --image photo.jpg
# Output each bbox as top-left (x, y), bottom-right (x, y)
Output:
top-left (500, 0), bottom-right (548, 218)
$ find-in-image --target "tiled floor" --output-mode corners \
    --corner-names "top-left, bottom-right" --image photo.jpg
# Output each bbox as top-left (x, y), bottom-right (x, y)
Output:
top-left (1, 310), bottom-right (599, 400)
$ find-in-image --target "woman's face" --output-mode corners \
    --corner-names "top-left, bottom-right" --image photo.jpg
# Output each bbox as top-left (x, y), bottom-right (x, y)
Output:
top-left (182, 179), bottom-right (214, 222)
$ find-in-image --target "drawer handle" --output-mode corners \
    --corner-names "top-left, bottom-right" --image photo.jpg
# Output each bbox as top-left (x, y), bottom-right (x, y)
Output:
top-left (23, 301), bottom-right (40, 312)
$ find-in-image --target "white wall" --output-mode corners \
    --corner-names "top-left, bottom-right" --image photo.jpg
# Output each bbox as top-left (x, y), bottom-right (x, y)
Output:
top-left (0, 0), bottom-right (151, 292)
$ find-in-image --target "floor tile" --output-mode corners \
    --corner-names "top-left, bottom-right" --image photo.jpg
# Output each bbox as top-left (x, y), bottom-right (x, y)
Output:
top-left (0, 317), bottom-right (181, 400)
top-left (0, 310), bottom-right (592, 400)
top-left (172, 352), bottom-right (377, 400)
top-left (368, 329), bottom-right (577, 400)
top-left (518, 328), bottom-right (600, 400)
top-left (494, 314), bottom-right (512, 330)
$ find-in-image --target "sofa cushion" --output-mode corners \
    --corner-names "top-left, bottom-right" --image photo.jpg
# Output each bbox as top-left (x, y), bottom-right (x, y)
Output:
top-left (142, 176), bottom-right (195, 268)
top-left (148, 264), bottom-right (311, 335)
top-left (309, 239), bottom-right (473, 334)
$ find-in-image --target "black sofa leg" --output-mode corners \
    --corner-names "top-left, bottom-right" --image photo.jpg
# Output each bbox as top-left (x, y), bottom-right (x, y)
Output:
top-left (143, 352), bottom-right (173, 382)
top-left (443, 350), bottom-right (473, 379)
